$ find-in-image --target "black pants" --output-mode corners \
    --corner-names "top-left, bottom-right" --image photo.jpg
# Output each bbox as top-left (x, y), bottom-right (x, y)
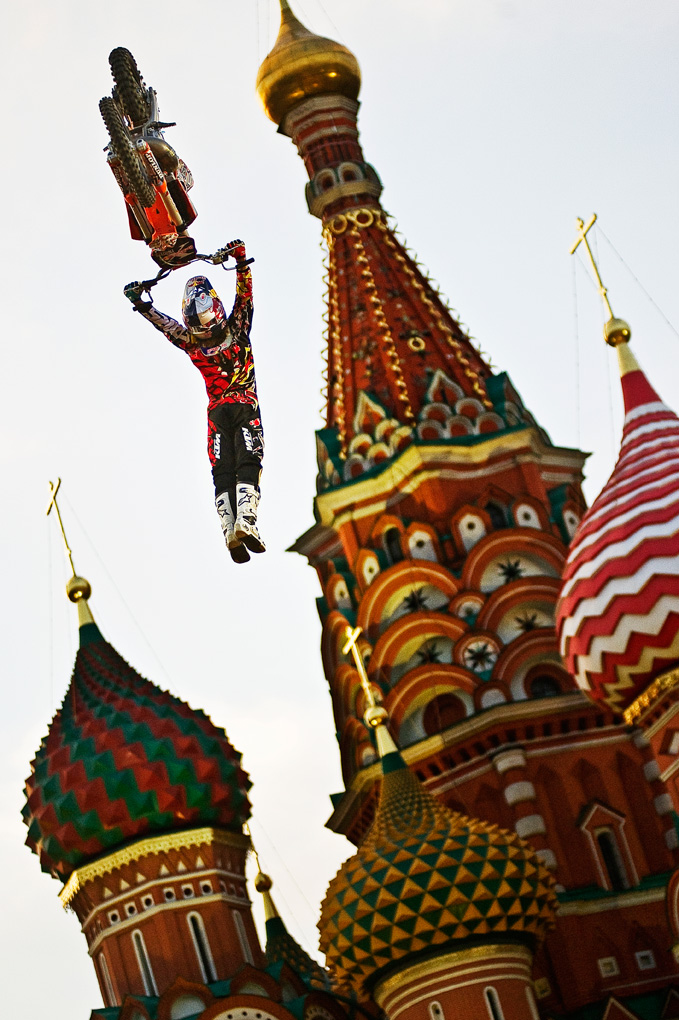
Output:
top-left (208, 402), bottom-right (264, 501)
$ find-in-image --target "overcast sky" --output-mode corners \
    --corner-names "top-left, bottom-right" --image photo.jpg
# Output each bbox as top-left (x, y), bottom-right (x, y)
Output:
top-left (1, 1), bottom-right (678, 1016)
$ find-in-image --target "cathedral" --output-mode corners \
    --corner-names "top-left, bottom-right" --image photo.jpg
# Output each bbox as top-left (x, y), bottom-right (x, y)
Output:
top-left (22, 2), bottom-right (679, 1018)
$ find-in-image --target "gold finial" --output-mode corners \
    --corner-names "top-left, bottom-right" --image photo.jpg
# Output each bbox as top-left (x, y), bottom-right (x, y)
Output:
top-left (245, 823), bottom-right (279, 921)
top-left (570, 214), bottom-right (631, 347)
top-left (47, 479), bottom-right (95, 626)
top-left (342, 625), bottom-right (397, 756)
top-left (255, 0), bottom-right (361, 127)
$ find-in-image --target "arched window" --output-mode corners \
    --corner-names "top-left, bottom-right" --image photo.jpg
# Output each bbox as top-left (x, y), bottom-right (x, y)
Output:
top-left (529, 674), bottom-right (561, 699)
top-left (596, 829), bottom-right (629, 891)
top-left (428, 1002), bottom-right (444, 1020)
top-left (423, 694), bottom-right (467, 735)
top-left (484, 987), bottom-right (505, 1020)
top-left (188, 912), bottom-right (218, 982)
top-left (384, 528), bottom-right (404, 564)
top-left (132, 930), bottom-right (157, 996)
top-left (232, 909), bottom-right (254, 966)
top-left (485, 502), bottom-right (507, 530)
top-left (97, 952), bottom-right (116, 1006)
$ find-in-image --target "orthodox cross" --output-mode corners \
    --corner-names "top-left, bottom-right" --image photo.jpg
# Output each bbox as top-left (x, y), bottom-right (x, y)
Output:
top-left (343, 625), bottom-right (378, 708)
top-left (46, 478), bottom-right (77, 575)
top-left (569, 213), bottom-right (615, 319)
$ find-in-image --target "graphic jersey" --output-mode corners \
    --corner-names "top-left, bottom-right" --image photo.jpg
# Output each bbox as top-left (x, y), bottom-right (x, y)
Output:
top-left (138, 265), bottom-right (257, 411)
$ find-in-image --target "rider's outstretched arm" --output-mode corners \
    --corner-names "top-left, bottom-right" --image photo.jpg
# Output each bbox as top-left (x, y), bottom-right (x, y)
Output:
top-left (124, 282), bottom-right (191, 350)
top-left (226, 241), bottom-right (253, 338)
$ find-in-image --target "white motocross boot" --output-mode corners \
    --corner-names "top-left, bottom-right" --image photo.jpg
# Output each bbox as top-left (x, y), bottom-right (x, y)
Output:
top-left (234, 483), bottom-right (266, 553)
top-left (216, 492), bottom-right (250, 564)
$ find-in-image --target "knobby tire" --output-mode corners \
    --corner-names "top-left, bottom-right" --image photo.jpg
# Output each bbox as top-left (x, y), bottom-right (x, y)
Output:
top-left (99, 96), bottom-right (156, 209)
top-left (109, 47), bottom-right (150, 128)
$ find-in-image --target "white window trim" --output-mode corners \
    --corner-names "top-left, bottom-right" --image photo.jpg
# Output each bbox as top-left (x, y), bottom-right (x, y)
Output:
top-left (484, 987), bottom-right (505, 1020)
top-left (188, 911), bottom-right (218, 982)
top-left (97, 951), bottom-right (116, 1006)
top-left (132, 929), bottom-right (158, 996)
top-left (232, 909), bottom-right (254, 966)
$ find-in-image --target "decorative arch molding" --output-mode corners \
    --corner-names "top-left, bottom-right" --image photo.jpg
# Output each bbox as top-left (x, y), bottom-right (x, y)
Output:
top-left (331, 664), bottom-right (364, 731)
top-left (356, 560), bottom-right (461, 638)
top-left (354, 548), bottom-right (381, 594)
top-left (321, 611), bottom-right (353, 679)
top-left (156, 978), bottom-right (214, 1020)
top-left (339, 716), bottom-right (375, 784)
top-left (369, 611), bottom-right (468, 686)
top-left (119, 1000), bottom-right (152, 1020)
top-left (492, 629), bottom-right (566, 698)
top-left (579, 801), bottom-right (638, 892)
top-left (202, 997), bottom-right (300, 1020)
top-left (303, 992), bottom-right (351, 1020)
top-left (230, 966), bottom-right (283, 1001)
top-left (324, 572), bottom-right (354, 612)
top-left (476, 577), bottom-right (561, 641)
top-left (385, 664), bottom-right (477, 729)
top-left (461, 529), bottom-right (567, 594)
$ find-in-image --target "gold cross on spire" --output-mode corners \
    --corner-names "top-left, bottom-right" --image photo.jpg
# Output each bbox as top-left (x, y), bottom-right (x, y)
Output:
top-left (342, 625), bottom-right (398, 758)
top-left (569, 214), bottom-right (615, 319)
top-left (46, 478), bottom-right (77, 577)
top-left (342, 625), bottom-right (377, 708)
top-left (570, 214), bottom-right (631, 347)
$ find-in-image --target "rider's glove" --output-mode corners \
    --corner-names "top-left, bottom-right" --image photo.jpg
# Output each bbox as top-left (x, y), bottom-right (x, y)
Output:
top-left (225, 238), bottom-right (247, 265)
top-left (124, 281), bottom-right (152, 310)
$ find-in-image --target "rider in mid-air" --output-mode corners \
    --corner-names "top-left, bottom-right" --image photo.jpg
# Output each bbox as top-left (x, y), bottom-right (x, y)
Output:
top-left (124, 240), bottom-right (264, 564)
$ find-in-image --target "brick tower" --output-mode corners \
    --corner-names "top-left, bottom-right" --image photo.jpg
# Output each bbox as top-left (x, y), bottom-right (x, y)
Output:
top-left (257, 4), bottom-right (679, 1015)
top-left (23, 537), bottom-right (360, 1020)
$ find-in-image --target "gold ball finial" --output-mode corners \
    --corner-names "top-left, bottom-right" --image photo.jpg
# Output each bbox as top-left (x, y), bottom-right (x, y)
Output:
top-left (254, 872), bottom-right (273, 893)
top-left (604, 317), bottom-right (632, 347)
top-left (66, 576), bottom-right (92, 603)
top-left (256, 0), bottom-right (361, 126)
top-left (364, 705), bottom-right (388, 729)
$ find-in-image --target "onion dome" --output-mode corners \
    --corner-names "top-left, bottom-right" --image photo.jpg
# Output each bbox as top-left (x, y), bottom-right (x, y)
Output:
top-left (557, 337), bottom-right (679, 712)
top-left (256, 0), bottom-right (361, 126)
top-left (255, 871), bottom-right (330, 989)
top-left (23, 579), bottom-right (251, 882)
top-left (318, 745), bottom-right (557, 991)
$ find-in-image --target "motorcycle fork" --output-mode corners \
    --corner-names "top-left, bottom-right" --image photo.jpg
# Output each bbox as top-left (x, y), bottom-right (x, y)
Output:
top-left (136, 139), bottom-right (185, 229)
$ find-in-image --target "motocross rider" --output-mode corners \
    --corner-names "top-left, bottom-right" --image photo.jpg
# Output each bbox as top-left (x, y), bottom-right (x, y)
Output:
top-left (124, 240), bottom-right (264, 564)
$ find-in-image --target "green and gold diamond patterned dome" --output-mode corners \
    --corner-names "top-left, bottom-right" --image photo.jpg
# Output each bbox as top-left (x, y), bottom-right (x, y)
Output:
top-left (23, 578), bottom-right (251, 882)
top-left (319, 750), bottom-right (557, 990)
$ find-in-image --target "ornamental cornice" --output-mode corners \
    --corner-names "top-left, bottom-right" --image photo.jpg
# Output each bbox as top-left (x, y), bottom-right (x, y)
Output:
top-left (60, 827), bottom-right (249, 907)
top-left (312, 430), bottom-right (578, 529)
top-left (374, 943), bottom-right (533, 1007)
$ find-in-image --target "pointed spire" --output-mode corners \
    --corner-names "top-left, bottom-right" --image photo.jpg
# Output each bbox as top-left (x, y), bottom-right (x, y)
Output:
top-left (46, 479), bottom-right (101, 642)
top-left (253, 869), bottom-right (330, 989)
top-left (342, 625), bottom-right (398, 758)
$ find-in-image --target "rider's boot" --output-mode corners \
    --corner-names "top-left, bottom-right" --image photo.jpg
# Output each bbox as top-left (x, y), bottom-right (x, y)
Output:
top-left (216, 492), bottom-right (250, 564)
top-left (234, 483), bottom-right (266, 553)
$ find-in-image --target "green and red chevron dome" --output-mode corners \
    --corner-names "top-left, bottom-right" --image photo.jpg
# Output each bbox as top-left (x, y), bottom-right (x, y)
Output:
top-left (23, 623), bottom-right (251, 881)
top-left (557, 349), bottom-right (679, 712)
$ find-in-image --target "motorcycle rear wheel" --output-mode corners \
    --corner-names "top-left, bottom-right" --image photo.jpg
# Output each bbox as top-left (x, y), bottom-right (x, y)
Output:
top-left (100, 96), bottom-right (156, 209)
top-left (109, 47), bottom-right (150, 128)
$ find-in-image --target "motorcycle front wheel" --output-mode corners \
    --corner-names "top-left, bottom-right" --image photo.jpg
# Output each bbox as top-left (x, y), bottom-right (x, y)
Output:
top-left (109, 47), bottom-right (150, 128)
top-left (100, 96), bottom-right (156, 209)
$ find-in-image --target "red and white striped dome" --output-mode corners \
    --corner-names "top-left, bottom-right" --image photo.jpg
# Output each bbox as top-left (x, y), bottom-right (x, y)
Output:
top-left (557, 343), bottom-right (679, 711)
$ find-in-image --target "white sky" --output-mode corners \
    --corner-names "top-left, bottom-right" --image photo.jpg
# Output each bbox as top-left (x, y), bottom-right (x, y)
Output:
top-left (1, 1), bottom-right (678, 1015)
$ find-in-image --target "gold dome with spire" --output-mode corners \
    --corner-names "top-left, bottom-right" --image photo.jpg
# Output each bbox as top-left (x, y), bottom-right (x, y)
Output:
top-left (256, 0), bottom-right (361, 127)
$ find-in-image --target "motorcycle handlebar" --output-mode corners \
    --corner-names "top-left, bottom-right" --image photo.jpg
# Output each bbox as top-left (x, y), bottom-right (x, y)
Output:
top-left (138, 250), bottom-right (254, 293)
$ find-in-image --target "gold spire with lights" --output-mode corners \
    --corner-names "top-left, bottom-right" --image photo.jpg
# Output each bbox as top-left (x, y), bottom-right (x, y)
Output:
top-left (46, 478), bottom-right (95, 628)
top-left (256, 0), bottom-right (361, 126)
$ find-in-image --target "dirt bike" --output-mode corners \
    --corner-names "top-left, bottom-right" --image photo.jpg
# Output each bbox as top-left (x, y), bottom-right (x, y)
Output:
top-left (100, 48), bottom-right (199, 270)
